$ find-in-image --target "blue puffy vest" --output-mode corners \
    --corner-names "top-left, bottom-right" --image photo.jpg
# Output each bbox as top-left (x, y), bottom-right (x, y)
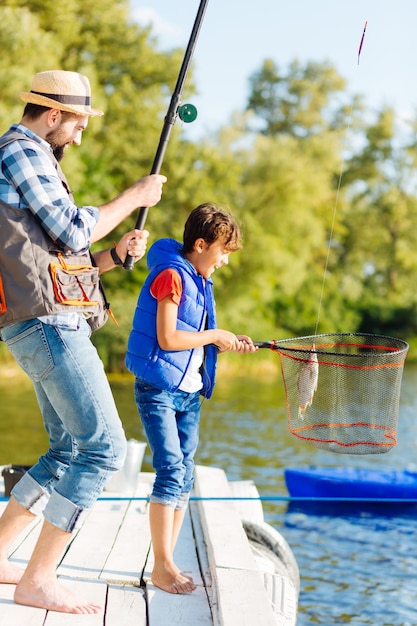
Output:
top-left (125, 238), bottom-right (218, 398)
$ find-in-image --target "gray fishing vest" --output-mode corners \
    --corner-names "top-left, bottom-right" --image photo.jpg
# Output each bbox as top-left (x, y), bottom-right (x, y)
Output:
top-left (0, 130), bottom-right (108, 332)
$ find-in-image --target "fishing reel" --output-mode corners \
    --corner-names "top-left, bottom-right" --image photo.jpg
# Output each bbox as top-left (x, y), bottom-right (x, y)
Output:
top-left (178, 103), bottom-right (198, 123)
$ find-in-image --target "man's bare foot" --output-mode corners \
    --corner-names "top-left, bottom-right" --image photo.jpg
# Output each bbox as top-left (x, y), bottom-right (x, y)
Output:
top-left (152, 563), bottom-right (197, 594)
top-left (14, 577), bottom-right (102, 614)
top-left (0, 560), bottom-right (24, 584)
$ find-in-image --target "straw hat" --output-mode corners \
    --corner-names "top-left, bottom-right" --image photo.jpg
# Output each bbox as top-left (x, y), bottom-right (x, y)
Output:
top-left (20, 70), bottom-right (103, 117)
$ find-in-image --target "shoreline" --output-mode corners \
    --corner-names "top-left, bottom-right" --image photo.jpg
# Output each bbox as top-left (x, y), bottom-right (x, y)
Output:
top-left (0, 354), bottom-right (279, 381)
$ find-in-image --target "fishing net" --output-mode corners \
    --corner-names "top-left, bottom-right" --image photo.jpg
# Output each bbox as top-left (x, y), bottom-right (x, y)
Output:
top-left (264, 333), bottom-right (409, 454)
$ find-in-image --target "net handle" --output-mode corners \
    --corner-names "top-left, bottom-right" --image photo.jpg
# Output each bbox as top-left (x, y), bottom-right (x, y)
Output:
top-left (254, 334), bottom-right (409, 358)
top-left (254, 340), bottom-right (319, 354)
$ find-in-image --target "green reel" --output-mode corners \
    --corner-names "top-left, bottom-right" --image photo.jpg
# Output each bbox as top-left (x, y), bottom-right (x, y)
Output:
top-left (178, 103), bottom-right (198, 123)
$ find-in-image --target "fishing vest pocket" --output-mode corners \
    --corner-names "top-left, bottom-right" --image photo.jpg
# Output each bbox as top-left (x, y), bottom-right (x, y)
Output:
top-left (0, 272), bottom-right (7, 314)
top-left (49, 253), bottom-right (100, 306)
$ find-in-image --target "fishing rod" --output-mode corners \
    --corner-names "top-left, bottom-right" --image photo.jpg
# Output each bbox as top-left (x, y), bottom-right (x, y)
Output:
top-left (124, 0), bottom-right (209, 270)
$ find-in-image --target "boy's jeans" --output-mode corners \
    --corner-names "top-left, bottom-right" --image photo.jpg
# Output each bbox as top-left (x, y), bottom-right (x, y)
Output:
top-left (134, 379), bottom-right (201, 509)
top-left (1, 317), bottom-right (126, 532)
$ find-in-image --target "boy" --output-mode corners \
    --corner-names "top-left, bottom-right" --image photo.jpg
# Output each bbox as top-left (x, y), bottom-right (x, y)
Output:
top-left (125, 202), bottom-right (257, 594)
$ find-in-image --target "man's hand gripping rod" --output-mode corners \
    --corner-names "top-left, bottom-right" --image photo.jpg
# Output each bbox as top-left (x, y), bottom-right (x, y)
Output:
top-left (124, 0), bottom-right (210, 270)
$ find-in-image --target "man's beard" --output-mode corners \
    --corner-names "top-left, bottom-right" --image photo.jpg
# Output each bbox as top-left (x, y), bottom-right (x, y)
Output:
top-left (51, 145), bottom-right (65, 162)
top-left (45, 129), bottom-right (66, 162)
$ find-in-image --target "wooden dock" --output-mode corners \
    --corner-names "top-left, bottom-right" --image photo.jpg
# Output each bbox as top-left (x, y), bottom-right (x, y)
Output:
top-left (0, 465), bottom-right (298, 626)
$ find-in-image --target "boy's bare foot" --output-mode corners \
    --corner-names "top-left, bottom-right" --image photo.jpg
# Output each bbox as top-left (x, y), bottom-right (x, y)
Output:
top-left (0, 561), bottom-right (24, 584)
top-left (181, 570), bottom-right (194, 583)
top-left (14, 577), bottom-right (102, 614)
top-left (152, 563), bottom-right (197, 594)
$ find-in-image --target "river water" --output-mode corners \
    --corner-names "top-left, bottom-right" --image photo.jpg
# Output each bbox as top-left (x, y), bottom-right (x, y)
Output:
top-left (1, 358), bottom-right (417, 625)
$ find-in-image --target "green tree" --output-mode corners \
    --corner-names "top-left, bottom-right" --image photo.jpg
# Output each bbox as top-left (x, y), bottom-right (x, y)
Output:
top-left (3, 3), bottom-right (417, 366)
top-left (246, 58), bottom-right (350, 137)
top-left (340, 108), bottom-right (417, 336)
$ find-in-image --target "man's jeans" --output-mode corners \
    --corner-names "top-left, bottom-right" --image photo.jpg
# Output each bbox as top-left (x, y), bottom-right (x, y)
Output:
top-left (1, 317), bottom-right (126, 532)
top-left (134, 379), bottom-right (201, 509)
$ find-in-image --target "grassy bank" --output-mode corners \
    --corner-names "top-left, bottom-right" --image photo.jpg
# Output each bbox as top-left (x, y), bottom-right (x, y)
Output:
top-left (2, 333), bottom-right (414, 381)
top-left (0, 348), bottom-right (280, 382)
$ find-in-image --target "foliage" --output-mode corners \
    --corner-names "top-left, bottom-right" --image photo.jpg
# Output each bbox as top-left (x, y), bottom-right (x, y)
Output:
top-left (2, 2), bottom-right (417, 368)
top-left (246, 58), bottom-right (348, 137)
top-left (91, 290), bottom-right (138, 372)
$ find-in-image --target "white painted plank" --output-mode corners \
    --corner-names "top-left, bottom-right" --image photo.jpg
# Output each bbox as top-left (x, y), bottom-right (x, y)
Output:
top-left (100, 474), bottom-right (154, 583)
top-left (57, 499), bottom-right (131, 579)
top-left (99, 500), bottom-right (150, 583)
top-left (215, 568), bottom-right (276, 626)
top-left (189, 501), bottom-right (212, 589)
top-left (194, 466), bottom-right (258, 572)
top-left (43, 578), bottom-right (107, 626)
top-left (106, 584), bottom-right (147, 626)
top-left (228, 480), bottom-right (265, 524)
top-left (194, 466), bottom-right (278, 626)
top-left (0, 583), bottom-right (46, 626)
top-left (146, 581), bottom-right (212, 626)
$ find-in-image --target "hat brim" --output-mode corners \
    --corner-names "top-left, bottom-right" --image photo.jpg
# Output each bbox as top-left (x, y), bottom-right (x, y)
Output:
top-left (20, 91), bottom-right (103, 117)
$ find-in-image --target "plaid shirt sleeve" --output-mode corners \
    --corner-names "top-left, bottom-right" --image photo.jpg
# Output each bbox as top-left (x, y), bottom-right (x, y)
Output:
top-left (0, 137), bottom-right (99, 252)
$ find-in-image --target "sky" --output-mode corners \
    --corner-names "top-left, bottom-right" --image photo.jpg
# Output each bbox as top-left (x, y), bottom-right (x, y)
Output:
top-left (130, 1), bottom-right (417, 139)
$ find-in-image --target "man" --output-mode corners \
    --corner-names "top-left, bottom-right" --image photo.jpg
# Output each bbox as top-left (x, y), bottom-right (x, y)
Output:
top-left (0, 70), bottom-right (166, 614)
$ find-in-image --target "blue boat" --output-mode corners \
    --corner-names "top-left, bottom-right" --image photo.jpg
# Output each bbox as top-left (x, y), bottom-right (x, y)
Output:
top-left (284, 466), bottom-right (417, 501)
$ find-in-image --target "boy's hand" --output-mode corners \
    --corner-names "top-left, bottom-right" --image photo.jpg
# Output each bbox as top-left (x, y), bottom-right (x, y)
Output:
top-left (215, 331), bottom-right (258, 353)
top-left (235, 335), bottom-right (259, 353)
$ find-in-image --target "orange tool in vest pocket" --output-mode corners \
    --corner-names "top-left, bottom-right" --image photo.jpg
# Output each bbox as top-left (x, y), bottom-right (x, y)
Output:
top-left (49, 253), bottom-right (100, 306)
top-left (0, 273), bottom-right (7, 313)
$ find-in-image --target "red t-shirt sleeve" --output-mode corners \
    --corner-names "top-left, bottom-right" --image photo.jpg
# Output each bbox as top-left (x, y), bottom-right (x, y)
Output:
top-left (150, 268), bottom-right (183, 305)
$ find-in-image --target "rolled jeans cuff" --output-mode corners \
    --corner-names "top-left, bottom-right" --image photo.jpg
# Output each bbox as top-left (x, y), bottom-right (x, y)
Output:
top-left (149, 491), bottom-right (190, 510)
top-left (44, 490), bottom-right (91, 532)
top-left (177, 492), bottom-right (190, 510)
top-left (12, 472), bottom-right (90, 532)
top-left (12, 472), bottom-right (50, 517)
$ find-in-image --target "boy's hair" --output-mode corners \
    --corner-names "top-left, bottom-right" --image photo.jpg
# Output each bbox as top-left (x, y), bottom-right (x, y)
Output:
top-left (182, 203), bottom-right (242, 254)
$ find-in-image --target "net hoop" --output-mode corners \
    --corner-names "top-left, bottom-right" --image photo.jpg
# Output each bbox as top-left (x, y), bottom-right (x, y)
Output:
top-left (270, 333), bottom-right (408, 455)
top-left (269, 332), bottom-right (408, 360)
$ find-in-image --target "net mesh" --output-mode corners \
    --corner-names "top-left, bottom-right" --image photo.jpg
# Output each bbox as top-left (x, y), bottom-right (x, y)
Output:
top-left (269, 333), bottom-right (409, 454)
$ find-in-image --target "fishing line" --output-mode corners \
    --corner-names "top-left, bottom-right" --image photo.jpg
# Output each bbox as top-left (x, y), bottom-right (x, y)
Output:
top-left (314, 142), bottom-right (346, 336)
top-left (253, 25), bottom-right (407, 455)
top-left (1, 493), bottom-right (415, 503)
top-left (314, 20), bottom-right (368, 336)
top-left (80, 495), bottom-right (417, 504)
top-left (178, 68), bottom-right (196, 129)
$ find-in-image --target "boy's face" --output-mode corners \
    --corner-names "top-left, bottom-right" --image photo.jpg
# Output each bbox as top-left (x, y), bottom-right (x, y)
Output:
top-left (193, 239), bottom-right (231, 279)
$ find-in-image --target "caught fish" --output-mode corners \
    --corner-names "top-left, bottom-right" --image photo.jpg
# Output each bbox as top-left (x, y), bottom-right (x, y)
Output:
top-left (298, 346), bottom-right (319, 419)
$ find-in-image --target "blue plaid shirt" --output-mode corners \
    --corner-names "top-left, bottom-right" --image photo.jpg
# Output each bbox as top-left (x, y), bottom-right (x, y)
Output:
top-left (0, 124), bottom-right (100, 328)
top-left (0, 124), bottom-right (99, 252)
